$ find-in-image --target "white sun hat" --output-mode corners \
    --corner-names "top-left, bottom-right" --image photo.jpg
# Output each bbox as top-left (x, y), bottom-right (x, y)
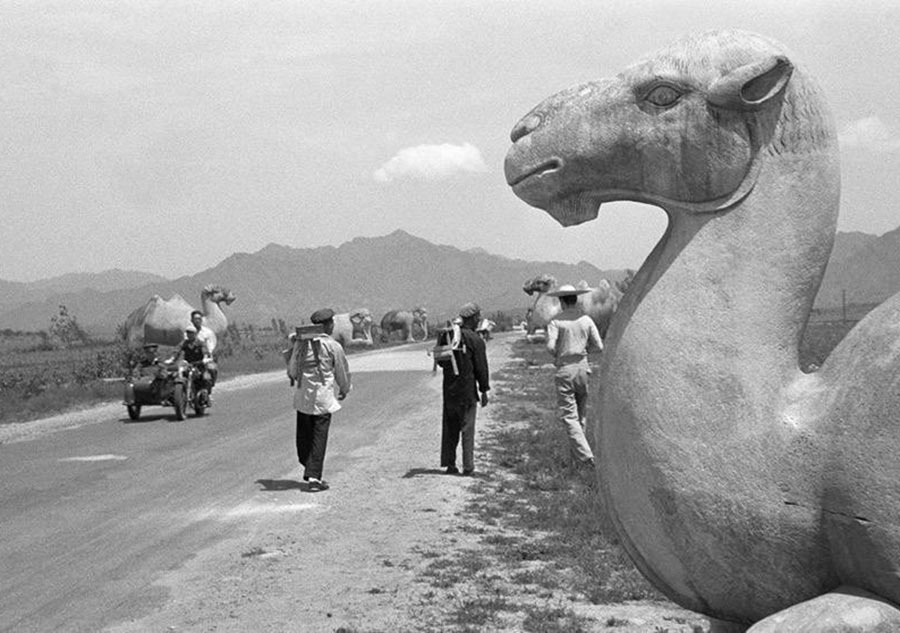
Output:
top-left (547, 284), bottom-right (592, 297)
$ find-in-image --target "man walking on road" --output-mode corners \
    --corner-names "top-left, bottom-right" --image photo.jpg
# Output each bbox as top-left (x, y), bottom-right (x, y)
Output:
top-left (545, 285), bottom-right (604, 467)
top-left (439, 302), bottom-right (490, 476)
top-left (288, 308), bottom-right (352, 492)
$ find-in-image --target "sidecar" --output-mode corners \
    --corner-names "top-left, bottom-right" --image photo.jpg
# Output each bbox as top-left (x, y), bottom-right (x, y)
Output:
top-left (123, 360), bottom-right (196, 421)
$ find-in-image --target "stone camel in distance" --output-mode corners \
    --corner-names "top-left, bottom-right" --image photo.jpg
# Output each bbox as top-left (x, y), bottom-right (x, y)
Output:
top-left (123, 284), bottom-right (236, 348)
top-left (523, 273), bottom-right (620, 338)
top-left (505, 29), bottom-right (900, 632)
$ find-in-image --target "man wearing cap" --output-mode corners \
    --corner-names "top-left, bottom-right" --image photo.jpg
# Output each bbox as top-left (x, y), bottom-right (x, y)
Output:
top-left (545, 285), bottom-right (604, 467)
top-left (133, 343), bottom-right (166, 397)
top-left (288, 308), bottom-right (352, 492)
top-left (169, 324), bottom-right (212, 366)
top-left (439, 302), bottom-right (490, 476)
top-left (169, 325), bottom-right (214, 402)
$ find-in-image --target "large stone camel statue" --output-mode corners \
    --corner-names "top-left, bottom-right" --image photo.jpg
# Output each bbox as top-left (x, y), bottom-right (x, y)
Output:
top-left (505, 29), bottom-right (900, 631)
top-left (331, 308), bottom-right (375, 347)
top-left (523, 274), bottom-right (620, 337)
top-left (124, 284), bottom-right (236, 348)
top-left (380, 307), bottom-right (428, 343)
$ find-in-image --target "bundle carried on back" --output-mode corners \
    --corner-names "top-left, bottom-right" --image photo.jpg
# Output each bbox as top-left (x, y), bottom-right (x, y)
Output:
top-left (286, 324), bottom-right (326, 385)
top-left (432, 321), bottom-right (465, 375)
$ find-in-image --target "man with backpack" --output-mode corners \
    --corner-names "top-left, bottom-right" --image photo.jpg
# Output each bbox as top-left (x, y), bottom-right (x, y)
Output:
top-left (287, 308), bottom-right (352, 492)
top-left (437, 302), bottom-right (490, 476)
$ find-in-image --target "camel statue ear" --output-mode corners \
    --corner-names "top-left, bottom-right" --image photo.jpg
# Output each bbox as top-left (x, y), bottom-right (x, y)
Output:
top-left (707, 56), bottom-right (793, 111)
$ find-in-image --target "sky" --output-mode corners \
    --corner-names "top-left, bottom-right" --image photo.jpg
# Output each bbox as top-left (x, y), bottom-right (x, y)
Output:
top-left (2, 0), bottom-right (900, 282)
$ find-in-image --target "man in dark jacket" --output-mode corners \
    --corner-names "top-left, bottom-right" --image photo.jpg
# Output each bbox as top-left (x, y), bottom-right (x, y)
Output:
top-left (440, 302), bottom-right (490, 476)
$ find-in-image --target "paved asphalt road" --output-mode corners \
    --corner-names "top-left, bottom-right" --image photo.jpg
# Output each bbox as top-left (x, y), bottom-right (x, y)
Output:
top-left (0, 342), bottom-right (439, 633)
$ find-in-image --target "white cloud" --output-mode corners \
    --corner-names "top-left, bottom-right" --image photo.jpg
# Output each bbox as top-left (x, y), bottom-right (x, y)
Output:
top-left (839, 116), bottom-right (900, 152)
top-left (373, 143), bottom-right (488, 183)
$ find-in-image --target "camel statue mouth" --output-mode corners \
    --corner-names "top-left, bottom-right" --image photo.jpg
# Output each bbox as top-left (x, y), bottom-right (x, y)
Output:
top-left (506, 158), bottom-right (562, 188)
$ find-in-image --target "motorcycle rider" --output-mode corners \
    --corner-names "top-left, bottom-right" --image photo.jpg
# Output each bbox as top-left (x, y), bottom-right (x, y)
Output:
top-left (169, 325), bottom-right (213, 404)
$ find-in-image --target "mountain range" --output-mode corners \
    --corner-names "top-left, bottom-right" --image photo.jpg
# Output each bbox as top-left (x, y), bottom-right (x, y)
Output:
top-left (0, 228), bottom-right (895, 336)
top-left (0, 231), bottom-right (625, 335)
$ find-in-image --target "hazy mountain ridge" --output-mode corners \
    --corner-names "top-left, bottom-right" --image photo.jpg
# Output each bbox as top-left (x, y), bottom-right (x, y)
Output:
top-left (0, 269), bottom-right (169, 323)
top-left (2, 228), bottom-right (897, 335)
top-left (0, 231), bottom-right (622, 334)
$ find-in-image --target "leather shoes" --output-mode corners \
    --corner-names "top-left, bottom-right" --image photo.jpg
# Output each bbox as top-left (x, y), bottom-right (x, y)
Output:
top-left (462, 469), bottom-right (475, 476)
top-left (308, 479), bottom-right (330, 491)
top-left (445, 466), bottom-right (459, 475)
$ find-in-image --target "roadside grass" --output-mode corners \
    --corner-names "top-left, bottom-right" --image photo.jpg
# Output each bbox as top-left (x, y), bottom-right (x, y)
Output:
top-left (0, 379), bottom-right (124, 424)
top-left (401, 320), bottom-right (856, 632)
top-left (405, 338), bottom-right (662, 632)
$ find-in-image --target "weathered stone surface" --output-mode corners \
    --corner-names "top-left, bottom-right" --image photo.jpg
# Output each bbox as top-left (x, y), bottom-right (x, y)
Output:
top-left (379, 307), bottom-right (428, 343)
top-left (332, 308), bottom-right (374, 347)
top-left (505, 29), bottom-right (900, 629)
top-left (748, 587), bottom-right (900, 632)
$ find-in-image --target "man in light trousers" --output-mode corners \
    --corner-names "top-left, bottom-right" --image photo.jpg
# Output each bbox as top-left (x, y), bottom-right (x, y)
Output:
top-left (545, 284), bottom-right (604, 466)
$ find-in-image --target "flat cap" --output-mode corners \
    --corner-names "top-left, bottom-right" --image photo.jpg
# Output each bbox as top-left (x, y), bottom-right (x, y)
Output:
top-left (458, 302), bottom-right (481, 319)
top-left (310, 308), bottom-right (335, 324)
top-left (184, 324), bottom-right (197, 333)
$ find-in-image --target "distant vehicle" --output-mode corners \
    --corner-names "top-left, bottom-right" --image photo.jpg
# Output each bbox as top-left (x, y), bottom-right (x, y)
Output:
top-left (123, 360), bottom-right (211, 421)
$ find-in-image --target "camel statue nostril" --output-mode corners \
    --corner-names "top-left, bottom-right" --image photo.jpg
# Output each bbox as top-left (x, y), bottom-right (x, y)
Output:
top-left (510, 114), bottom-right (542, 143)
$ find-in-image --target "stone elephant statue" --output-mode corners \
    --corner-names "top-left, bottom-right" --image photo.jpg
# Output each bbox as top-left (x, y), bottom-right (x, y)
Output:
top-left (380, 307), bottom-right (428, 343)
top-left (331, 309), bottom-right (374, 347)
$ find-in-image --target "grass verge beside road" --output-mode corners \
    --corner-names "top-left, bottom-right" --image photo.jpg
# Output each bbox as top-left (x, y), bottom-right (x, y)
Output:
top-left (398, 339), bottom-right (706, 633)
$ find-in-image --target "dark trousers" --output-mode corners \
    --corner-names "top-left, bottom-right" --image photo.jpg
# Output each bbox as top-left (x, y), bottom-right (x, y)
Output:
top-left (296, 411), bottom-right (331, 480)
top-left (441, 400), bottom-right (477, 472)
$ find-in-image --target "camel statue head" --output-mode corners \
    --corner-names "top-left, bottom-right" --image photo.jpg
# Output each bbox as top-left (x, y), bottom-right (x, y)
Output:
top-left (504, 30), bottom-right (831, 229)
top-left (522, 274), bottom-right (557, 296)
top-left (202, 284), bottom-right (236, 306)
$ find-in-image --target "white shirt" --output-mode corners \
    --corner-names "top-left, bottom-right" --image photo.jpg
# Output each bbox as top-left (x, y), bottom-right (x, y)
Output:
top-left (546, 309), bottom-right (603, 368)
top-left (289, 335), bottom-right (352, 415)
top-left (183, 325), bottom-right (217, 355)
top-left (196, 325), bottom-right (217, 355)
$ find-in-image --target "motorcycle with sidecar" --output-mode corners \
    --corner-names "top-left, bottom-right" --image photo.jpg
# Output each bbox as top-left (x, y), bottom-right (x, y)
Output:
top-left (123, 359), bottom-right (212, 421)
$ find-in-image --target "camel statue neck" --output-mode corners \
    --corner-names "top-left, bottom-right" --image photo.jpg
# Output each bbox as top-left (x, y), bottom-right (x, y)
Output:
top-left (596, 142), bottom-right (840, 615)
top-left (609, 146), bottom-right (839, 390)
top-left (201, 292), bottom-right (228, 331)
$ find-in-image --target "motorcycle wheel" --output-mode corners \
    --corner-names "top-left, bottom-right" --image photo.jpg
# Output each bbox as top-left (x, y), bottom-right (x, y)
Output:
top-left (173, 383), bottom-right (187, 421)
top-left (127, 404), bottom-right (141, 421)
top-left (193, 389), bottom-right (207, 417)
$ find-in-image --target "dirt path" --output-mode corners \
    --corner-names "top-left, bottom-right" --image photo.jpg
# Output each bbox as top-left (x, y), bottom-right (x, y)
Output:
top-left (97, 335), bottom-right (709, 633)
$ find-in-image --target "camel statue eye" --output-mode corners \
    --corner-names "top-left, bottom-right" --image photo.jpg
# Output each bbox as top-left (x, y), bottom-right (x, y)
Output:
top-left (645, 84), bottom-right (682, 107)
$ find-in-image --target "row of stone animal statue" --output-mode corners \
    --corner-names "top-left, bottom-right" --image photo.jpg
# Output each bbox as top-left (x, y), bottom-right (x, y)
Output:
top-left (122, 285), bottom-right (429, 349)
top-left (522, 273), bottom-right (622, 338)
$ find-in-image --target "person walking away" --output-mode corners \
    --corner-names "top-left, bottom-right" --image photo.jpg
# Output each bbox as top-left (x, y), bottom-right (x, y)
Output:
top-left (440, 302), bottom-right (490, 476)
top-left (287, 308), bottom-right (351, 492)
top-left (545, 284), bottom-right (604, 467)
